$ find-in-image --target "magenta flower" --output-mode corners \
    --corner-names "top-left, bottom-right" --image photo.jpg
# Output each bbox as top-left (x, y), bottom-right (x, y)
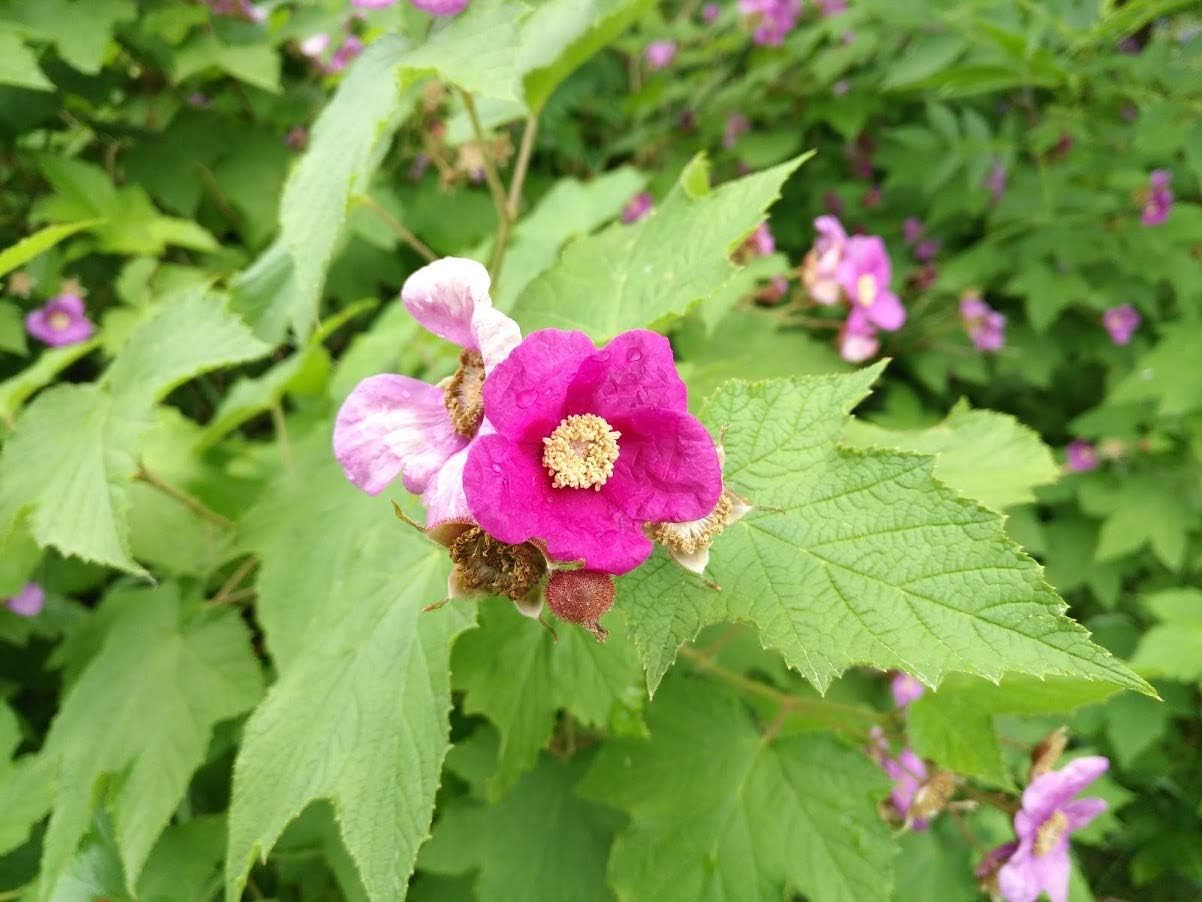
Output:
top-left (802, 215), bottom-right (848, 305)
top-left (984, 162), bottom-right (1007, 204)
top-left (5, 583), bottom-right (45, 618)
top-left (891, 672), bottom-right (925, 708)
top-left (836, 236), bottom-right (906, 333)
top-left (26, 293), bottom-right (94, 347)
top-left (1141, 169), bottom-right (1172, 226)
top-left (1102, 304), bottom-right (1141, 345)
top-left (960, 292), bottom-right (1006, 352)
top-left (462, 329), bottom-right (722, 575)
top-left (644, 40), bottom-right (677, 70)
top-left (997, 757), bottom-right (1109, 902)
top-left (205, 0), bottom-right (263, 20)
top-left (869, 728), bottom-right (930, 829)
top-left (738, 0), bottom-right (801, 46)
top-left (702, 2), bottom-right (721, 22)
top-left (1065, 440), bottom-right (1098, 473)
top-left (914, 239), bottom-right (940, 262)
top-left (621, 191), bottom-right (653, 224)
top-left (723, 112), bottom-right (750, 149)
top-left (411, 0), bottom-right (469, 13)
top-left (353, 0), bottom-right (397, 7)
top-left (334, 258), bottom-right (520, 525)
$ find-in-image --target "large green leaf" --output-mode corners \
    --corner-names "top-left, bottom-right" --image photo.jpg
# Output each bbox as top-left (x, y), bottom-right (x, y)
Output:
top-left (510, 154), bottom-right (809, 342)
top-left (1109, 322), bottom-right (1202, 417)
top-left (225, 433), bottom-right (475, 902)
top-left (0, 220), bottom-right (102, 278)
top-left (32, 583), bottom-right (262, 900)
top-left (617, 369), bottom-right (1151, 696)
top-left (0, 0), bottom-right (135, 75)
top-left (0, 31), bottom-right (52, 90)
top-left (1129, 589), bottom-right (1202, 683)
top-left (0, 338), bottom-right (98, 424)
top-left (579, 676), bottom-right (896, 902)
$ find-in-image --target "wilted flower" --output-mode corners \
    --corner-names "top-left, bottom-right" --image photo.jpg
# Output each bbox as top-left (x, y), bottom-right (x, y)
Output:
top-left (411, 0), bottom-right (470, 13)
top-left (702, 2), bottom-right (721, 22)
top-left (902, 217), bottom-right (925, 245)
top-left (976, 842), bottom-right (1020, 897)
top-left (545, 569), bottom-right (616, 641)
top-left (960, 291), bottom-right (1006, 352)
top-left (1065, 440), bottom-right (1098, 473)
top-left (835, 235), bottom-right (906, 333)
top-left (1141, 169), bottom-right (1172, 226)
top-left (1102, 304), bottom-right (1141, 345)
top-left (334, 258), bottom-right (521, 525)
top-left (891, 672), bottom-right (925, 708)
top-left (284, 126), bottom-right (309, 151)
top-left (802, 215), bottom-right (848, 305)
top-left (26, 293), bottom-right (94, 347)
top-left (5, 583), bottom-right (44, 618)
top-left (738, 0), bottom-right (801, 46)
top-left (723, 112), bottom-right (750, 149)
top-left (644, 40), bottom-right (677, 70)
top-left (462, 329), bottom-right (722, 575)
top-left (997, 757), bottom-right (1109, 902)
top-left (621, 191), bottom-right (653, 224)
top-left (984, 162), bottom-right (1007, 204)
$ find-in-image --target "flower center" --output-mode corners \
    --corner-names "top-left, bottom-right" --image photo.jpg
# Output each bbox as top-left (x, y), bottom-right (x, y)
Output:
top-left (856, 273), bottom-right (878, 306)
top-left (542, 413), bottom-right (621, 490)
top-left (647, 490), bottom-right (735, 554)
top-left (447, 526), bottom-right (546, 601)
top-left (444, 349), bottom-right (485, 438)
top-left (1034, 810), bottom-right (1069, 857)
top-left (47, 311), bottom-right (72, 331)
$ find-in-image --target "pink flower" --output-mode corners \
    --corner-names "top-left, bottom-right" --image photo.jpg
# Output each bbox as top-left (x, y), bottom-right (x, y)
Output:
top-left (462, 329), bottom-right (722, 575)
top-left (1141, 169), bottom-right (1172, 226)
top-left (328, 35), bottom-right (364, 72)
top-left (723, 112), bottom-right (750, 149)
top-left (26, 293), bottom-right (94, 347)
top-left (802, 215), bottom-right (848, 305)
top-left (644, 40), bottom-right (677, 70)
top-left (1102, 304), bottom-right (1140, 345)
top-left (869, 728), bottom-right (930, 829)
top-left (702, 2), bottom-right (721, 22)
top-left (333, 258), bottom-right (520, 525)
top-left (353, 0), bottom-right (397, 7)
top-left (205, 0), bottom-right (262, 20)
top-left (5, 583), bottom-right (45, 618)
top-left (738, 0), bottom-right (801, 45)
top-left (835, 236), bottom-right (906, 332)
top-left (1065, 440), bottom-right (1098, 473)
top-left (741, 222), bottom-right (775, 257)
top-left (299, 33), bottom-right (331, 59)
top-left (984, 162), bottom-right (1007, 204)
top-left (838, 320), bottom-right (879, 363)
top-left (891, 672), bottom-right (925, 708)
top-left (621, 191), bottom-right (653, 224)
top-left (960, 292), bottom-right (1005, 352)
top-left (411, 0), bottom-right (469, 13)
top-left (815, 0), bottom-right (847, 14)
top-left (997, 757), bottom-right (1109, 902)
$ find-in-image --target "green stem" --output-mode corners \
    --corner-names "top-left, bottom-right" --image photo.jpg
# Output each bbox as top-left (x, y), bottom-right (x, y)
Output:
top-left (136, 464), bottom-right (234, 529)
top-left (360, 195), bottom-right (437, 262)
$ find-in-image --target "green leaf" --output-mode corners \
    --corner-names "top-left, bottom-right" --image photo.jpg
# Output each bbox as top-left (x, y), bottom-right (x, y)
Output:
top-left (172, 31), bottom-right (280, 92)
top-left (907, 674), bottom-right (1121, 786)
top-left (225, 433), bottom-right (475, 902)
top-left (842, 400), bottom-right (1060, 510)
top-left (452, 599), bottom-right (642, 799)
top-left (0, 338), bottom-right (98, 424)
top-left (0, 31), bottom-right (53, 90)
top-left (0, 0), bottom-right (136, 75)
top-left (579, 676), bottom-right (896, 902)
top-left (618, 371), bottom-right (1151, 696)
top-left (1078, 474), bottom-right (1193, 571)
top-left (1129, 589), bottom-right (1202, 683)
top-left (418, 752), bottom-right (622, 902)
top-left (510, 153), bottom-right (810, 342)
top-left (0, 300), bottom-right (25, 355)
top-left (0, 220), bottom-right (103, 278)
top-left (1110, 322), bottom-right (1202, 417)
top-left (402, 0), bottom-right (526, 102)
top-left (882, 33), bottom-right (967, 90)
top-left (33, 583), bottom-right (262, 899)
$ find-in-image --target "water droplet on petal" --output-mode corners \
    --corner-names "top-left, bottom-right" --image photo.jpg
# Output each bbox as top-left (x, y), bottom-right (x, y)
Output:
top-left (626, 347), bottom-right (642, 362)
top-left (516, 389), bottom-right (538, 408)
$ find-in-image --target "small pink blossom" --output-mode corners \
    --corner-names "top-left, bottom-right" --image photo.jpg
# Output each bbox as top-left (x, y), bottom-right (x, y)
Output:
top-left (738, 0), bottom-right (801, 46)
top-left (838, 322), bottom-right (879, 363)
top-left (205, 0), bottom-right (262, 20)
top-left (1141, 169), bottom-right (1172, 226)
top-left (960, 292), bottom-right (1005, 352)
top-left (644, 40), bottom-right (677, 70)
top-left (334, 258), bottom-right (521, 525)
top-left (741, 222), bottom-right (775, 257)
top-left (984, 162), bottom-right (1007, 204)
top-left (5, 583), bottom-right (45, 618)
top-left (328, 35), bottom-right (364, 72)
top-left (997, 757), bottom-right (1109, 902)
top-left (411, 0), bottom-right (469, 13)
top-left (835, 236), bottom-right (906, 333)
top-left (1102, 304), bottom-right (1140, 345)
top-left (1065, 440), bottom-right (1098, 473)
top-left (815, 0), bottom-right (847, 14)
top-left (723, 112), bottom-right (750, 149)
top-left (802, 215), bottom-right (848, 305)
top-left (621, 192), bottom-right (653, 224)
top-left (462, 330), bottom-right (722, 575)
top-left (869, 728), bottom-right (930, 829)
top-left (702, 2), bottom-right (721, 22)
top-left (299, 33), bottom-right (331, 59)
top-left (26, 293), bottom-right (94, 347)
top-left (353, 0), bottom-right (397, 7)
top-left (891, 672), bottom-right (925, 708)
top-left (901, 217), bottom-right (924, 246)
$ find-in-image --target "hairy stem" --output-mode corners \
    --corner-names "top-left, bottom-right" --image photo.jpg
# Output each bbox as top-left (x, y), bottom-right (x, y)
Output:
top-left (360, 194), bottom-right (437, 262)
top-left (136, 464), bottom-right (234, 529)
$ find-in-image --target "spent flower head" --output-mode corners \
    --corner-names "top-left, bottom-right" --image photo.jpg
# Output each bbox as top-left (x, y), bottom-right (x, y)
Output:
top-left (801, 215), bottom-right (848, 306)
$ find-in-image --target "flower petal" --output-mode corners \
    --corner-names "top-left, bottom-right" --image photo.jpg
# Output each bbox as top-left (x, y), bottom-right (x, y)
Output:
top-left (482, 329), bottom-right (596, 442)
top-left (334, 374), bottom-right (465, 495)
top-left (866, 290), bottom-right (906, 330)
top-left (1029, 846), bottom-right (1071, 902)
top-left (1061, 797), bottom-right (1107, 831)
top-left (997, 846), bottom-right (1042, 902)
top-left (401, 257), bottom-right (492, 349)
top-left (471, 304), bottom-right (522, 373)
top-left (55, 293), bottom-right (86, 315)
top-left (464, 434), bottom-right (653, 574)
top-left (565, 330), bottom-right (689, 421)
top-left (422, 445), bottom-right (471, 524)
top-left (604, 408), bottom-right (722, 524)
top-left (1021, 757), bottom-right (1109, 823)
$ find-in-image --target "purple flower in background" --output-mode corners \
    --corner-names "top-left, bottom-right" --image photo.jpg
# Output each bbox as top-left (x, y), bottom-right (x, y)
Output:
top-left (822, 191), bottom-right (844, 217)
top-left (915, 239), bottom-right (940, 262)
top-left (702, 2), bottom-right (721, 22)
top-left (831, 79), bottom-right (851, 96)
top-left (621, 192), bottom-right (653, 224)
top-left (839, 318), bottom-right (879, 363)
top-left (5, 583), bottom-right (45, 618)
top-left (1141, 169), bottom-right (1172, 225)
top-left (891, 672), bottom-right (925, 708)
top-left (285, 126), bottom-right (309, 151)
top-left (26, 293), bottom-right (94, 347)
top-left (960, 292), bottom-right (1005, 352)
top-left (738, 0), bottom-right (802, 46)
top-left (1065, 440), bottom-right (1098, 473)
top-left (997, 757), bottom-right (1109, 902)
top-left (645, 40), bottom-right (677, 70)
top-left (902, 217), bottom-right (925, 245)
top-left (205, 0), bottom-right (263, 20)
top-left (328, 35), bottom-right (364, 72)
top-left (353, 0), bottom-right (397, 7)
top-left (985, 162), bottom-right (1007, 204)
top-left (862, 185), bottom-right (883, 208)
top-left (741, 222), bottom-right (775, 257)
top-left (869, 728), bottom-right (930, 829)
top-left (802, 215), bottom-right (848, 305)
top-left (1103, 305), bottom-right (1141, 345)
top-left (836, 235), bottom-right (906, 332)
top-left (815, 0), bottom-right (847, 14)
top-left (299, 33), bottom-right (330, 59)
top-left (411, 0), bottom-right (469, 14)
top-left (723, 112), bottom-right (750, 149)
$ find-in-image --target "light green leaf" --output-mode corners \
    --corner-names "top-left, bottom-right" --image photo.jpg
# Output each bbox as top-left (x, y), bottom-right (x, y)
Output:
top-left (618, 371), bottom-right (1151, 696)
top-left (1110, 322), bottom-right (1202, 417)
top-left (1129, 589), bottom-right (1202, 683)
top-left (907, 674), bottom-right (1121, 786)
top-left (172, 31), bottom-right (280, 92)
top-left (0, 0), bottom-right (135, 75)
top-left (579, 677), bottom-right (896, 902)
top-left (0, 300), bottom-right (25, 355)
top-left (1078, 474), bottom-right (1192, 571)
top-left (0, 31), bottom-right (53, 90)
top-left (452, 599), bottom-right (642, 799)
top-left (34, 583), bottom-right (262, 899)
top-left (226, 433), bottom-right (475, 902)
top-left (0, 707), bottom-right (54, 855)
top-left (843, 400), bottom-right (1060, 510)
top-left (403, 0), bottom-right (526, 102)
top-left (511, 153), bottom-right (809, 342)
top-left (418, 752), bottom-right (622, 902)
top-left (0, 220), bottom-right (103, 278)
top-left (0, 338), bottom-right (98, 424)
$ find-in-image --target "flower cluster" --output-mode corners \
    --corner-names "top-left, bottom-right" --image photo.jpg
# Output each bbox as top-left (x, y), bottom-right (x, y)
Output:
top-left (800, 215), bottom-right (906, 363)
top-left (960, 289), bottom-right (1006, 352)
top-left (738, 0), bottom-right (802, 46)
top-left (352, 0), bottom-right (469, 13)
top-left (336, 258), bottom-right (734, 639)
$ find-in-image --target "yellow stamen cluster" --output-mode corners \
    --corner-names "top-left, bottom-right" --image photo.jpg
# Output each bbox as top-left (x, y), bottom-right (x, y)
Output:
top-left (647, 490), bottom-right (736, 554)
top-left (856, 273), bottom-right (878, 307)
top-left (47, 311), bottom-right (72, 331)
top-left (444, 349), bottom-right (486, 438)
top-left (1033, 810), bottom-right (1069, 857)
top-left (542, 413), bottom-right (621, 490)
